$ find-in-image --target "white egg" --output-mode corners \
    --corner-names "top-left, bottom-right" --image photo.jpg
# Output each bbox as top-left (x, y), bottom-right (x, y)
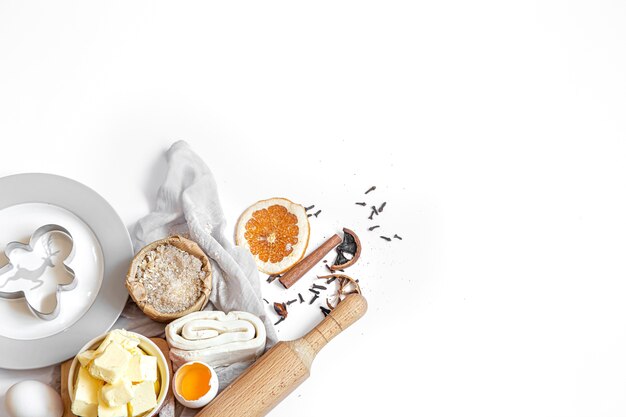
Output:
top-left (5, 380), bottom-right (63, 417)
top-left (173, 361), bottom-right (219, 408)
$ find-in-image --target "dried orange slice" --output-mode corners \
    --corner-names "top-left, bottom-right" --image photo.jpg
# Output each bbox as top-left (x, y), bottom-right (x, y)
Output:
top-left (235, 198), bottom-right (310, 275)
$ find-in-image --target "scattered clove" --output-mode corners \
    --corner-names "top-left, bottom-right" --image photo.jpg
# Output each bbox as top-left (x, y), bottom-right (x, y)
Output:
top-left (309, 288), bottom-right (320, 295)
top-left (380, 236), bottom-right (392, 241)
top-left (320, 306), bottom-right (331, 317)
top-left (378, 202), bottom-right (387, 212)
top-left (309, 294), bottom-right (319, 304)
top-left (313, 210), bottom-right (322, 217)
top-left (298, 293), bottom-right (304, 303)
top-left (267, 274), bottom-right (281, 283)
top-left (394, 234), bottom-right (403, 240)
top-left (263, 298), bottom-right (269, 304)
top-left (286, 299), bottom-right (298, 306)
top-left (368, 225), bottom-right (380, 231)
top-left (312, 284), bottom-right (327, 290)
top-left (355, 202), bottom-right (367, 206)
top-left (365, 186), bottom-right (376, 194)
top-left (274, 317), bottom-right (285, 326)
top-left (305, 205), bottom-right (315, 211)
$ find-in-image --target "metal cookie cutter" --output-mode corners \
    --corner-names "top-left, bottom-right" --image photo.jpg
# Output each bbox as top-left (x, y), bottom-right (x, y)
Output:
top-left (0, 224), bottom-right (76, 320)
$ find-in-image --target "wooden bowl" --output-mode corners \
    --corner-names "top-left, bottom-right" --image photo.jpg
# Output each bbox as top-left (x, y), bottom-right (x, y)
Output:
top-left (126, 235), bottom-right (212, 322)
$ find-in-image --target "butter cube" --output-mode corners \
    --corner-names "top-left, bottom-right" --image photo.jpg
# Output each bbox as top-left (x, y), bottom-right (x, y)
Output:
top-left (96, 329), bottom-right (140, 354)
top-left (129, 380), bottom-right (157, 416)
top-left (77, 349), bottom-right (98, 367)
top-left (127, 353), bottom-right (157, 382)
top-left (74, 366), bottom-right (102, 405)
top-left (89, 342), bottom-right (131, 384)
top-left (71, 400), bottom-right (98, 417)
top-left (97, 394), bottom-right (128, 417)
top-left (101, 379), bottom-right (134, 407)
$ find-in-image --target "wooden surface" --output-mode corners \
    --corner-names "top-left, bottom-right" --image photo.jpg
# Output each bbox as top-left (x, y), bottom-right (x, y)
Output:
top-left (61, 359), bottom-right (76, 417)
top-left (196, 293), bottom-right (368, 417)
top-left (279, 234), bottom-right (342, 289)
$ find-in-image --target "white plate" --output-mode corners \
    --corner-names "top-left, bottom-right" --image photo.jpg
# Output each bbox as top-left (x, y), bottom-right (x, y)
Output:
top-left (0, 174), bottom-right (132, 369)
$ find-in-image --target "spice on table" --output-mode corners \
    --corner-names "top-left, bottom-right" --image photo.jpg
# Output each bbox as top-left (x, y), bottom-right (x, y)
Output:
top-left (380, 236), bottom-right (392, 241)
top-left (309, 294), bottom-right (319, 304)
top-left (325, 276), bottom-right (336, 284)
top-left (312, 284), bottom-right (327, 290)
top-left (331, 228), bottom-right (362, 271)
top-left (313, 210), bottom-right (322, 218)
top-left (274, 317), bottom-right (285, 326)
top-left (309, 288), bottom-right (320, 295)
top-left (273, 302), bottom-right (288, 319)
top-left (378, 202), bottom-right (387, 212)
top-left (355, 202), bottom-right (367, 206)
top-left (286, 299), bottom-right (298, 306)
top-left (320, 306), bottom-right (331, 317)
top-left (304, 205), bottom-right (315, 211)
top-left (267, 274), bottom-right (281, 283)
top-left (365, 186), bottom-right (376, 194)
top-left (393, 234), bottom-right (403, 240)
top-left (263, 298), bottom-right (269, 304)
top-left (298, 293), bottom-right (304, 303)
top-left (368, 210), bottom-right (376, 220)
top-left (319, 274), bottom-right (362, 310)
top-left (368, 225), bottom-right (380, 231)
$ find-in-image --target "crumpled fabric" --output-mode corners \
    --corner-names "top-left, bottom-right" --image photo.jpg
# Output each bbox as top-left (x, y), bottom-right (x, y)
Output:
top-left (0, 141), bottom-right (277, 417)
top-left (126, 140), bottom-right (278, 416)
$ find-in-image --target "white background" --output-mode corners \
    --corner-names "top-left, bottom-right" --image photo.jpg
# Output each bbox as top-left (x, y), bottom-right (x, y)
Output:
top-left (1, 1), bottom-right (626, 416)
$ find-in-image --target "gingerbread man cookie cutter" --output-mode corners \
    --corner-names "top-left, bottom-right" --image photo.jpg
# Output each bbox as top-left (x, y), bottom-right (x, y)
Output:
top-left (0, 224), bottom-right (76, 320)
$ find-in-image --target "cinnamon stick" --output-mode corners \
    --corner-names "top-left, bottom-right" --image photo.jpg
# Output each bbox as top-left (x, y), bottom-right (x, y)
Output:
top-left (279, 234), bottom-right (342, 289)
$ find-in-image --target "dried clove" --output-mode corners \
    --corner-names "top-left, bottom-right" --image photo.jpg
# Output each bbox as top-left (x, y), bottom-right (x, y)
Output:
top-left (263, 298), bottom-right (269, 304)
top-left (365, 186), bottom-right (376, 194)
top-left (309, 294), bottom-right (319, 304)
top-left (267, 274), bottom-right (281, 283)
top-left (355, 202), bottom-right (367, 206)
top-left (286, 299), bottom-right (298, 306)
top-left (274, 317), bottom-right (285, 326)
top-left (305, 205), bottom-right (315, 211)
top-left (298, 293), bottom-right (304, 303)
top-left (312, 284), bottom-right (327, 290)
top-left (394, 234), bottom-right (403, 240)
top-left (309, 288), bottom-right (320, 295)
top-left (380, 236), bottom-right (392, 241)
top-left (368, 225), bottom-right (380, 231)
top-left (313, 210), bottom-right (322, 217)
top-left (371, 206), bottom-right (379, 215)
top-left (320, 306), bottom-right (331, 317)
top-left (378, 202), bottom-right (387, 212)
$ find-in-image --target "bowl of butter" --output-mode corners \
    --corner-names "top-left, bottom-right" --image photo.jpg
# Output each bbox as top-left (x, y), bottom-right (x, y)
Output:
top-left (68, 329), bottom-right (170, 417)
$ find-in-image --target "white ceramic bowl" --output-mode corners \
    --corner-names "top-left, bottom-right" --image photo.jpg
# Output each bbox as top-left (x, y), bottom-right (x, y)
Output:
top-left (68, 331), bottom-right (170, 417)
top-left (172, 361), bottom-right (219, 408)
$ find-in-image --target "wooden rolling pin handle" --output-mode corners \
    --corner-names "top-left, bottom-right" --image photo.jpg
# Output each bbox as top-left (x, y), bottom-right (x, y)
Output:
top-left (279, 233), bottom-right (342, 289)
top-left (195, 293), bottom-right (367, 417)
top-left (302, 293), bottom-right (368, 354)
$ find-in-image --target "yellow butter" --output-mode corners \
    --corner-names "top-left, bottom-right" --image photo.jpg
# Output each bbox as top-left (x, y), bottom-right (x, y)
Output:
top-left (77, 349), bottom-right (98, 367)
top-left (128, 380), bottom-right (157, 416)
top-left (101, 379), bottom-right (134, 407)
top-left (96, 329), bottom-right (140, 354)
top-left (127, 353), bottom-right (157, 382)
top-left (74, 366), bottom-right (102, 405)
top-left (71, 400), bottom-right (98, 417)
top-left (97, 392), bottom-right (128, 417)
top-left (89, 342), bottom-right (131, 384)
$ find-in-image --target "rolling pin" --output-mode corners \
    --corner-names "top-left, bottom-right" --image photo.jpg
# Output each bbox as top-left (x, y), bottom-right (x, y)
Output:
top-left (196, 293), bottom-right (368, 417)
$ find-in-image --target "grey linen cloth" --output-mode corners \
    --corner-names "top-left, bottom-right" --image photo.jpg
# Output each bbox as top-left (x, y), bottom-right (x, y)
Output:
top-left (117, 140), bottom-right (278, 417)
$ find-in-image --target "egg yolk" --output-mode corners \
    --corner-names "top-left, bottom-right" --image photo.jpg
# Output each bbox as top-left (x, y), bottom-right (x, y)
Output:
top-left (179, 363), bottom-right (211, 401)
